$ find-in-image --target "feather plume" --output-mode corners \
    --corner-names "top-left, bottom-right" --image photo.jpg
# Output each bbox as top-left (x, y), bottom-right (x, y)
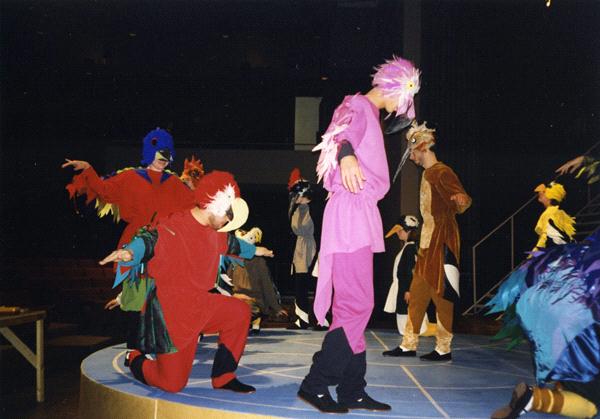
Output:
top-left (205, 183), bottom-right (236, 217)
top-left (288, 168), bottom-right (302, 190)
top-left (372, 55), bottom-right (421, 117)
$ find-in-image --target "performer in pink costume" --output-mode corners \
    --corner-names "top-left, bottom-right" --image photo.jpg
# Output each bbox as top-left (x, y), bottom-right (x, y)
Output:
top-left (298, 56), bottom-right (420, 414)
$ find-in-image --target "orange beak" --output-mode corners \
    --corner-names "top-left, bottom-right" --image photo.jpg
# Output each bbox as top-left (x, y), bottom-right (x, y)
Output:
top-left (385, 224), bottom-right (402, 239)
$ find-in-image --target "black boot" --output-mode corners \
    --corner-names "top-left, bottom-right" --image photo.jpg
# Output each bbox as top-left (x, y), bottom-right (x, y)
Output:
top-left (337, 352), bottom-right (391, 411)
top-left (336, 351), bottom-right (390, 411)
top-left (382, 347), bottom-right (416, 357)
top-left (297, 388), bottom-right (348, 414)
top-left (336, 351), bottom-right (367, 405)
top-left (211, 343), bottom-right (239, 381)
top-left (128, 352), bottom-right (147, 385)
top-left (300, 328), bottom-right (353, 396)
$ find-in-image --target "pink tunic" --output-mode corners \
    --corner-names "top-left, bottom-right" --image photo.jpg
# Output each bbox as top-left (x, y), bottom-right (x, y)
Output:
top-left (313, 94), bottom-right (390, 324)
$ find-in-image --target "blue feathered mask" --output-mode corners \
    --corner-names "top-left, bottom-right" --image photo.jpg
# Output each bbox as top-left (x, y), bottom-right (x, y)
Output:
top-left (141, 128), bottom-right (175, 166)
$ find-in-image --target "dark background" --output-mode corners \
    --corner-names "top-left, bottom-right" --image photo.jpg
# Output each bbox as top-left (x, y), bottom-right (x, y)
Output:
top-left (1, 0), bottom-right (599, 314)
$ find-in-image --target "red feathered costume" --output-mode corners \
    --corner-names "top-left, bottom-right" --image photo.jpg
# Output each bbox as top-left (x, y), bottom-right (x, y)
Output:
top-left (124, 171), bottom-right (255, 393)
top-left (67, 166), bottom-right (194, 250)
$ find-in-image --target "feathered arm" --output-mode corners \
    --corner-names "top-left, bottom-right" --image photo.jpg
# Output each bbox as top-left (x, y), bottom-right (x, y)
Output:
top-left (313, 96), bottom-right (366, 184)
top-left (546, 209), bottom-right (576, 245)
top-left (66, 167), bottom-right (136, 222)
top-left (313, 119), bottom-right (351, 184)
top-left (68, 166), bottom-right (127, 203)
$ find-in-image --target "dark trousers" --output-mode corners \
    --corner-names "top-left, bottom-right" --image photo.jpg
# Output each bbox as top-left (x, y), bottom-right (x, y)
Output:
top-left (123, 310), bottom-right (140, 350)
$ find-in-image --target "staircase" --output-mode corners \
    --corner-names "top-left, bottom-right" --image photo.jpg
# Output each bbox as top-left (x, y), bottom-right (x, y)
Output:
top-left (463, 192), bottom-right (600, 316)
top-left (463, 143), bottom-right (600, 316)
top-left (574, 193), bottom-right (600, 241)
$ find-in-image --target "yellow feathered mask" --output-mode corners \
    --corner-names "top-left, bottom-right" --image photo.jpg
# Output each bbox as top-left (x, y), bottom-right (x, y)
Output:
top-left (534, 182), bottom-right (566, 203)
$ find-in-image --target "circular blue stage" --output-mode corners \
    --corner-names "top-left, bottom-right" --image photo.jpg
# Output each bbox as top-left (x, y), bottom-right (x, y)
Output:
top-left (80, 328), bottom-right (553, 418)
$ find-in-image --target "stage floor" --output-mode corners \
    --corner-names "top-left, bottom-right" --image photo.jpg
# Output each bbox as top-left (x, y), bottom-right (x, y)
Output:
top-left (80, 328), bottom-right (555, 418)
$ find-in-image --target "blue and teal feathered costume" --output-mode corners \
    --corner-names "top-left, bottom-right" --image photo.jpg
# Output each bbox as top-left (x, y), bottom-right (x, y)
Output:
top-left (487, 230), bottom-right (600, 385)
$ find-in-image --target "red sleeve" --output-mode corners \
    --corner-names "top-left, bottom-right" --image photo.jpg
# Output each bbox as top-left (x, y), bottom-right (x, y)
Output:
top-left (80, 166), bottom-right (130, 204)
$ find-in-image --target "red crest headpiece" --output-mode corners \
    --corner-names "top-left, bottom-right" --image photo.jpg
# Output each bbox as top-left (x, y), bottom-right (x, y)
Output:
top-left (288, 168), bottom-right (302, 191)
top-left (181, 155), bottom-right (205, 189)
top-left (194, 171), bottom-right (248, 232)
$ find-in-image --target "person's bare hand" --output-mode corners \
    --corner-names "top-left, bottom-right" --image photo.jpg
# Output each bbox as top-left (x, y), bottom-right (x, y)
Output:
top-left (99, 249), bottom-right (133, 265)
top-left (404, 291), bottom-right (410, 304)
top-left (556, 155), bottom-right (584, 175)
top-left (255, 246), bottom-right (274, 257)
top-left (450, 193), bottom-right (469, 208)
top-left (340, 155), bottom-right (365, 194)
top-left (62, 159), bottom-right (90, 171)
top-left (104, 298), bottom-right (119, 310)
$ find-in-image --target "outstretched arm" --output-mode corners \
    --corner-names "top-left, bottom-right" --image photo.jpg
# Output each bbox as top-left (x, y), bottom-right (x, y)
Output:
top-left (63, 158), bottom-right (128, 203)
top-left (556, 155), bottom-right (584, 175)
top-left (100, 228), bottom-right (158, 266)
top-left (227, 234), bottom-right (274, 259)
top-left (99, 248), bottom-right (133, 265)
top-left (255, 246), bottom-right (274, 258)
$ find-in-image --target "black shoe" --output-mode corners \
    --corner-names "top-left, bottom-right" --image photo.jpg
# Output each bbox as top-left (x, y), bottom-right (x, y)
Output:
top-left (382, 347), bottom-right (416, 357)
top-left (297, 388), bottom-right (348, 414)
top-left (216, 378), bottom-right (256, 394)
top-left (420, 350), bottom-right (452, 361)
top-left (311, 324), bottom-right (329, 331)
top-left (340, 394), bottom-right (391, 411)
top-left (248, 328), bottom-right (260, 336)
top-left (490, 382), bottom-right (533, 419)
top-left (287, 322), bottom-right (309, 330)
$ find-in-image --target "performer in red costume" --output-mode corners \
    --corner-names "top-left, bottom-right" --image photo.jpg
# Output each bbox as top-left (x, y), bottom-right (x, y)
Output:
top-left (62, 128), bottom-right (194, 251)
top-left (100, 171), bottom-right (274, 394)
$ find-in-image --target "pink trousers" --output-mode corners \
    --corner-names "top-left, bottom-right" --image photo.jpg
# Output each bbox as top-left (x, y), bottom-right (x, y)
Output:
top-left (329, 246), bottom-right (374, 354)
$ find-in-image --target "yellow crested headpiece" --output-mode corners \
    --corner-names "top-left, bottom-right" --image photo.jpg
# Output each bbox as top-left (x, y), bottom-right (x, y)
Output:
top-left (534, 182), bottom-right (566, 203)
top-left (406, 120), bottom-right (436, 151)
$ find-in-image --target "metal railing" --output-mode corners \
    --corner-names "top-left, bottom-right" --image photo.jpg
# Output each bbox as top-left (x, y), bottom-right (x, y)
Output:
top-left (463, 141), bottom-right (600, 316)
top-left (465, 195), bottom-right (536, 315)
